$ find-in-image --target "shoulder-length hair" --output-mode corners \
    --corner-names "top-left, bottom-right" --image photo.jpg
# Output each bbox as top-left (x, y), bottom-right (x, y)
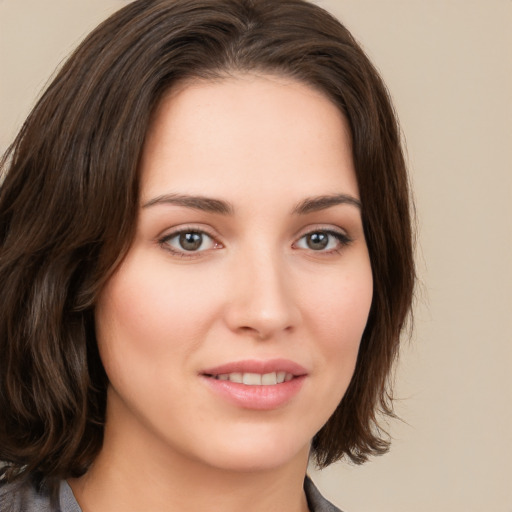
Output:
top-left (0, 0), bottom-right (414, 487)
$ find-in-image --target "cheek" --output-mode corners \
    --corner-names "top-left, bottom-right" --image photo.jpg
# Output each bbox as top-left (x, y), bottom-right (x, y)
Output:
top-left (303, 261), bottom-right (373, 348)
top-left (302, 256), bottom-right (373, 403)
top-left (94, 255), bottom-right (222, 381)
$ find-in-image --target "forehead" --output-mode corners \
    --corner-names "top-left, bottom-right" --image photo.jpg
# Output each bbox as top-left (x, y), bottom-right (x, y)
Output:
top-left (139, 74), bottom-right (359, 205)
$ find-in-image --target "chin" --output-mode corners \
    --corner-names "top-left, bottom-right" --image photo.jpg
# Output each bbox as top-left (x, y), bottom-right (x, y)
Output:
top-left (187, 425), bottom-right (312, 474)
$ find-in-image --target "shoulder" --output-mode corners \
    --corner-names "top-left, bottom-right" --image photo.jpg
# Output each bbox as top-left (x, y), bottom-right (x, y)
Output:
top-left (0, 478), bottom-right (81, 512)
top-left (304, 476), bottom-right (344, 512)
top-left (0, 478), bottom-right (47, 512)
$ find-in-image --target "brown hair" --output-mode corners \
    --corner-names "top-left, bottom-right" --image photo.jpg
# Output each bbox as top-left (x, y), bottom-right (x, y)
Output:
top-left (0, 0), bottom-right (414, 488)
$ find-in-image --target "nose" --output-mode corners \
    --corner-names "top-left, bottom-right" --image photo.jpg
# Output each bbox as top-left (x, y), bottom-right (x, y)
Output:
top-left (224, 249), bottom-right (300, 340)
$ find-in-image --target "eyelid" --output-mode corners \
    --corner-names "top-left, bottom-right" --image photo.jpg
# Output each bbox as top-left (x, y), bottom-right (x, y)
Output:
top-left (294, 224), bottom-right (351, 240)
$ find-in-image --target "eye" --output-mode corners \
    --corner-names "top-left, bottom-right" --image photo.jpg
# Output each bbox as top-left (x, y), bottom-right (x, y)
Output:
top-left (160, 230), bottom-right (220, 254)
top-left (295, 230), bottom-right (351, 252)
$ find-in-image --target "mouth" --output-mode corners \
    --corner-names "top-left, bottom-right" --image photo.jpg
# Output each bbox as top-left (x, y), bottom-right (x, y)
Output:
top-left (205, 371), bottom-right (295, 385)
top-left (201, 358), bottom-right (307, 385)
top-left (200, 359), bottom-right (307, 410)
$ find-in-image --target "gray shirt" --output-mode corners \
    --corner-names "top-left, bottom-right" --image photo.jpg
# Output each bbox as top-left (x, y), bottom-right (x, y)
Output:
top-left (0, 475), bottom-right (342, 511)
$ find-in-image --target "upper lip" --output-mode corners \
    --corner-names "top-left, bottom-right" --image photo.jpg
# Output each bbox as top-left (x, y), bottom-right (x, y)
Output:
top-left (201, 359), bottom-right (308, 377)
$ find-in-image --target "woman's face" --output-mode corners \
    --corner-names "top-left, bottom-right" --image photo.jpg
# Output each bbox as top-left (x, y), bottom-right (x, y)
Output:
top-left (95, 74), bottom-right (373, 473)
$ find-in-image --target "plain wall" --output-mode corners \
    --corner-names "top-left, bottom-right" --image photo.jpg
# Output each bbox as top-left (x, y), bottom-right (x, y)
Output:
top-left (1, 1), bottom-right (511, 511)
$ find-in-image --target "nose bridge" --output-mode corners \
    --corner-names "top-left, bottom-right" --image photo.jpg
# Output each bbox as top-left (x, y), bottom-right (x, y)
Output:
top-left (225, 240), bottom-right (299, 339)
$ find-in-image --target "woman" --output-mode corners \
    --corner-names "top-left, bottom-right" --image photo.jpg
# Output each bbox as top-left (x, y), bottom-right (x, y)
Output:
top-left (0, 0), bottom-right (415, 510)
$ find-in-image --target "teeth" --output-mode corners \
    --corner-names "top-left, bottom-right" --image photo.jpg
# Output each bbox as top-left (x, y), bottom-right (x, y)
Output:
top-left (261, 372), bottom-right (277, 385)
top-left (213, 372), bottom-right (294, 385)
top-left (243, 373), bottom-right (262, 385)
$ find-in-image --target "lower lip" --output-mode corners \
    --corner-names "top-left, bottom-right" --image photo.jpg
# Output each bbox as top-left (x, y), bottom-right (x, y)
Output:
top-left (201, 375), bottom-right (306, 410)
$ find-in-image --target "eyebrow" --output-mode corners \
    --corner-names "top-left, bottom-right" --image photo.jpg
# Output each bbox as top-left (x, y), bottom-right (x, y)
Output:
top-left (142, 193), bottom-right (234, 214)
top-left (142, 192), bottom-right (361, 215)
top-left (292, 194), bottom-right (361, 214)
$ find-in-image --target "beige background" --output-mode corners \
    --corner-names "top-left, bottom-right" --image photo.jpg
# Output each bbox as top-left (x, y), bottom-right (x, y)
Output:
top-left (1, 1), bottom-right (511, 511)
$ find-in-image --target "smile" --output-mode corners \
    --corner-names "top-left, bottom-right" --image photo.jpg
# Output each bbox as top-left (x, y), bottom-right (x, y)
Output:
top-left (200, 359), bottom-right (307, 410)
top-left (208, 372), bottom-right (295, 385)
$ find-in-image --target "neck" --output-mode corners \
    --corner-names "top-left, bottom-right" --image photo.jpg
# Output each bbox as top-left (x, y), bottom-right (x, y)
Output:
top-left (69, 413), bottom-right (311, 512)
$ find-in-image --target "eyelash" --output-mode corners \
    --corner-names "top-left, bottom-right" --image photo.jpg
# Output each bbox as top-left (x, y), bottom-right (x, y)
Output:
top-left (158, 227), bottom-right (352, 258)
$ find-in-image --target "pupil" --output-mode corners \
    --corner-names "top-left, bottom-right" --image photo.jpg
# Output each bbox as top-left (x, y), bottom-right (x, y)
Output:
top-left (179, 232), bottom-right (202, 251)
top-left (307, 232), bottom-right (328, 250)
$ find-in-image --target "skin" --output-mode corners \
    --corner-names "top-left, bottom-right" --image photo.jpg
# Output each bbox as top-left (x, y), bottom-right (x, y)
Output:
top-left (70, 74), bottom-right (373, 512)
